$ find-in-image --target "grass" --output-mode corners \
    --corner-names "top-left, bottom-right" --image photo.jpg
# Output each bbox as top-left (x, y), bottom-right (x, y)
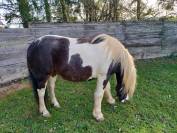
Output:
top-left (0, 57), bottom-right (177, 133)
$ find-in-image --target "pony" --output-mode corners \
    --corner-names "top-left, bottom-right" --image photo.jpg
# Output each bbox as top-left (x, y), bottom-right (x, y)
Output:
top-left (27, 34), bottom-right (136, 121)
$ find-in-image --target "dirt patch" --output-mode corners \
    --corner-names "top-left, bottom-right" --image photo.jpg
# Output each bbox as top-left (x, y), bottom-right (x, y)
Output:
top-left (0, 82), bottom-right (31, 98)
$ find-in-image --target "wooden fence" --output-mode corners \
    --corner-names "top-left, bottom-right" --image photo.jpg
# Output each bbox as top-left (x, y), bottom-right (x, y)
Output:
top-left (0, 21), bottom-right (177, 85)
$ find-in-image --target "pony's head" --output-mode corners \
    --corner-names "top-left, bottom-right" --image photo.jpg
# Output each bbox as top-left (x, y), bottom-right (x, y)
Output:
top-left (115, 48), bottom-right (137, 102)
top-left (92, 34), bottom-right (137, 102)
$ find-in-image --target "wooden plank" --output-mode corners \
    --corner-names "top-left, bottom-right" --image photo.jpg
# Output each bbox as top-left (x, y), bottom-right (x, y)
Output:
top-left (0, 45), bottom-right (28, 55)
top-left (0, 28), bottom-right (30, 34)
top-left (128, 46), bottom-right (167, 59)
top-left (0, 21), bottom-right (177, 86)
top-left (125, 38), bottom-right (161, 47)
top-left (0, 35), bottom-right (33, 42)
top-left (0, 62), bottom-right (28, 84)
top-left (0, 57), bottom-right (26, 67)
top-left (124, 21), bottom-right (162, 34)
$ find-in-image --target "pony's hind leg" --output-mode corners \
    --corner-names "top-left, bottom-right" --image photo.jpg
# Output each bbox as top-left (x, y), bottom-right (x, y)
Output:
top-left (93, 75), bottom-right (105, 121)
top-left (37, 82), bottom-right (50, 117)
top-left (48, 76), bottom-right (60, 108)
top-left (104, 81), bottom-right (115, 105)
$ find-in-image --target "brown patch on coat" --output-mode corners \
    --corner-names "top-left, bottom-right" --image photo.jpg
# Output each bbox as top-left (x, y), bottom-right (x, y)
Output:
top-left (77, 34), bottom-right (104, 44)
top-left (77, 36), bottom-right (93, 44)
top-left (27, 35), bottom-right (92, 90)
top-left (59, 54), bottom-right (92, 82)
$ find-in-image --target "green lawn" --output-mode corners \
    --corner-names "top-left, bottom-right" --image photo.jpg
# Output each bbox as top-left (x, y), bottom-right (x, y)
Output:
top-left (0, 57), bottom-right (177, 133)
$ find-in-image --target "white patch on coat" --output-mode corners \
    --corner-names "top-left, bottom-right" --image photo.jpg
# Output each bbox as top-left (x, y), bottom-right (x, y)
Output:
top-left (68, 38), bottom-right (112, 79)
top-left (121, 95), bottom-right (129, 103)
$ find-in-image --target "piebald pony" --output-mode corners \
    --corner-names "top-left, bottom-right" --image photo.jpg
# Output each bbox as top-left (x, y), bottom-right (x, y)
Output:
top-left (27, 34), bottom-right (136, 121)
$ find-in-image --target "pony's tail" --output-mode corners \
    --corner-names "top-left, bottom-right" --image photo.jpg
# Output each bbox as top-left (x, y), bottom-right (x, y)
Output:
top-left (28, 69), bottom-right (39, 104)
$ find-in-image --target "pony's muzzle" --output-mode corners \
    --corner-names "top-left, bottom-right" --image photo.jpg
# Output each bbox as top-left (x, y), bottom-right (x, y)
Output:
top-left (116, 87), bottom-right (128, 102)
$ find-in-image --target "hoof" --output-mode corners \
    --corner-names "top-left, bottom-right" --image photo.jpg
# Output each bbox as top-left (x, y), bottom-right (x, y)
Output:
top-left (93, 111), bottom-right (104, 122)
top-left (52, 100), bottom-right (60, 108)
top-left (96, 116), bottom-right (104, 122)
top-left (54, 103), bottom-right (61, 108)
top-left (121, 95), bottom-right (129, 103)
top-left (42, 111), bottom-right (51, 117)
top-left (107, 98), bottom-right (116, 105)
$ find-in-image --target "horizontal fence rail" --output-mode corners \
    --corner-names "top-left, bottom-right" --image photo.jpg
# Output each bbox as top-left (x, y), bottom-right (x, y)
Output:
top-left (0, 21), bottom-right (177, 85)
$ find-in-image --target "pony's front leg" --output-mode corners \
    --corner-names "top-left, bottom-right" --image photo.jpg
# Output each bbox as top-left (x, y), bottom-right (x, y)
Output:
top-left (104, 82), bottom-right (115, 105)
top-left (93, 75), bottom-right (105, 121)
top-left (37, 83), bottom-right (50, 117)
top-left (48, 76), bottom-right (60, 108)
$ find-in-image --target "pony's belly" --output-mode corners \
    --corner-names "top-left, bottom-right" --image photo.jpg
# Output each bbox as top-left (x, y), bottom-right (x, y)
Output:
top-left (58, 65), bottom-right (92, 82)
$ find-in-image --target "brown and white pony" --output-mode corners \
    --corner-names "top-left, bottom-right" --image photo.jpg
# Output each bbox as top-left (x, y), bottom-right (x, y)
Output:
top-left (27, 34), bottom-right (136, 121)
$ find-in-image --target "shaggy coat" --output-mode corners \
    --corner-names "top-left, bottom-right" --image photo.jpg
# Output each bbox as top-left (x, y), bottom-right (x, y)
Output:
top-left (27, 34), bottom-right (136, 121)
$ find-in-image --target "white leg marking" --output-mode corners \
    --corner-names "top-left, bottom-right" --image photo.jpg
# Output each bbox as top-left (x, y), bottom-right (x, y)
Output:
top-left (48, 76), bottom-right (60, 108)
top-left (104, 82), bottom-right (115, 105)
top-left (126, 95), bottom-right (129, 100)
top-left (37, 84), bottom-right (50, 117)
top-left (93, 75), bottom-right (105, 121)
top-left (121, 95), bottom-right (129, 103)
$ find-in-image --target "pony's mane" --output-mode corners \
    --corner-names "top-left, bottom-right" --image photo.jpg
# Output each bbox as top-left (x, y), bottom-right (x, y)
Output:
top-left (92, 34), bottom-right (137, 97)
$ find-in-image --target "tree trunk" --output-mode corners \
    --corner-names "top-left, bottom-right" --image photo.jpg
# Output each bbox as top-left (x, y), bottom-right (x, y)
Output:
top-left (82, 0), bottom-right (95, 22)
top-left (44, 0), bottom-right (51, 22)
top-left (17, 0), bottom-right (31, 28)
top-left (113, 0), bottom-right (119, 21)
top-left (109, 0), bottom-right (113, 21)
top-left (137, 0), bottom-right (141, 20)
top-left (60, 0), bottom-right (68, 22)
